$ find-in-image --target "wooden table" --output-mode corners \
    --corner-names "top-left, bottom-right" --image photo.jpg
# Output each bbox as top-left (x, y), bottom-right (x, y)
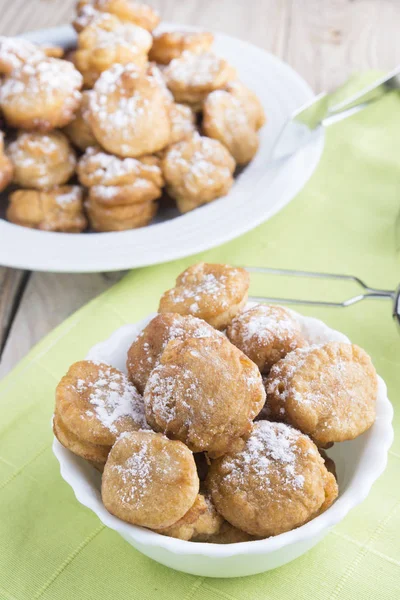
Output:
top-left (1, 0), bottom-right (400, 377)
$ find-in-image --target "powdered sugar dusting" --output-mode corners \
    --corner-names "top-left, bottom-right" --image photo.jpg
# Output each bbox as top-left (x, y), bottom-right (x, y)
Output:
top-left (165, 51), bottom-right (225, 88)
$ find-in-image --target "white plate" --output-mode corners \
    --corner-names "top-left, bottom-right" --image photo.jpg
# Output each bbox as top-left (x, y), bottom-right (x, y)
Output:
top-left (0, 24), bottom-right (324, 273)
top-left (53, 312), bottom-right (393, 577)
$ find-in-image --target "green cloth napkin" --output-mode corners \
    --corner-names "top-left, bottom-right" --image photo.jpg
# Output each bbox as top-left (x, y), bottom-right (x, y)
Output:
top-left (1, 85), bottom-right (400, 600)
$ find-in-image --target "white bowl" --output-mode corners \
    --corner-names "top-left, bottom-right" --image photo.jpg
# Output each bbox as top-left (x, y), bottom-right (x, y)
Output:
top-left (0, 24), bottom-right (324, 273)
top-left (52, 312), bottom-right (393, 577)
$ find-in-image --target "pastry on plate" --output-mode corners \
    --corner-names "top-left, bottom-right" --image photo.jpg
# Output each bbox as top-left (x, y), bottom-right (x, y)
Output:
top-left (63, 90), bottom-right (98, 150)
top-left (206, 420), bottom-right (338, 537)
top-left (158, 262), bottom-right (249, 329)
top-left (149, 31), bottom-right (214, 65)
top-left (154, 493), bottom-right (223, 541)
top-left (102, 430), bottom-right (199, 528)
top-left (77, 0), bottom-right (160, 31)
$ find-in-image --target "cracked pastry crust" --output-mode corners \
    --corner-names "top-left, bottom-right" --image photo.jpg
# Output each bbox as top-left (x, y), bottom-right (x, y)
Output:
top-left (206, 420), bottom-right (338, 537)
top-left (158, 262), bottom-right (250, 329)
top-left (7, 131), bottom-right (76, 189)
top-left (0, 58), bottom-right (82, 131)
top-left (86, 63), bottom-right (171, 157)
top-left (143, 335), bottom-right (265, 457)
top-left (149, 31), bottom-right (214, 65)
top-left (161, 133), bottom-right (235, 213)
top-left (101, 430), bottom-right (199, 529)
top-left (7, 186), bottom-right (87, 232)
top-left (266, 342), bottom-right (378, 446)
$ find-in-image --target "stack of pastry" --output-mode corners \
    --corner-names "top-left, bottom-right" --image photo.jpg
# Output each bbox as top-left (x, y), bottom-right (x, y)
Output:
top-left (54, 262), bottom-right (378, 543)
top-left (0, 0), bottom-right (266, 233)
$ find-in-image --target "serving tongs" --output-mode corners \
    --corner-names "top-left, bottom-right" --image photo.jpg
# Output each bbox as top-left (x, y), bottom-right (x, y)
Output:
top-left (273, 65), bottom-right (400, 160)
top-left (244, 267), bottom-right (400, 331)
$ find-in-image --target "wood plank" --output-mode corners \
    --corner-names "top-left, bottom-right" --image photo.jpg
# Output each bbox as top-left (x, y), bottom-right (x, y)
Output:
top-left (0, 268), bottom-right (28, 354)
top-left (286, 0), bottom-right (400, 92)
top-left (0, 271), bottom-right (124, 378)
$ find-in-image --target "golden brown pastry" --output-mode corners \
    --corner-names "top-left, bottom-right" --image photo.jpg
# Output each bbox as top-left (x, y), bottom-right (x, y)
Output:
top-left (74, 12), bottom-right (152, 88)
top-left (53, 409), bottom-right (111, 466)
top-left (164, 51), bottom-right (236, 106)
top-left (266, 342), bottom-right (378, 446)
top-left (161, 133), bottom-right (235, 213)
top-left (102, 430), bottom-right (199, 528)
top-left (144, 335), bottom-right (266, 457)
top-left (168, 103), bottom-right (196, 145)
top-left (7, 131), bottom-right (76, 189)
top-left (77, 0), bottom-right (160, 31)
top-left (224, 80), bottom-right (266, 131)
top-left (63, 90), bottom-right (98, 150)
top-left (85, 197), bottom-right (157, 231)
top-left (55, 360), bottom-right (148, 448)
top-left (155, 493), bottom-right (223, 541)
top-left (203, 89), bottom-right (259, 165)
top-left (0, 132), bottom-right (13, 192)
top-left (227, 304), bottom-right (307, 373)
top-left (158, 262), bottom-right (250, 329)
top-left (206, 420), bottom-right (338, 537)
top-left (7, 186), bottom-right (87, 232)
top-left (0, 58), bottom-right (83, 131)
top-left (87, 63), bottom-right (171, 157)
top-left (149, 31), bottom-right (214, 65)
top-left (0, 36), bottom-right (44, 74)
top-left (127, 313), bottom-right (223, 393)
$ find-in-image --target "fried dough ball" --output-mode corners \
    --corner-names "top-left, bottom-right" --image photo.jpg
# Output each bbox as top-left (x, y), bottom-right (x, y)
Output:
top-left (161, 133), bottom-right (235, 213)
top-left (7, 186), bottom-right (87, 232)
top-left (53, 409), bottom-right (111, 466)
top-left (207, 421), bottom-right (338, 537)
top-left (158, 263), bottom-right (250, 329)
top-left (73, 4), bottom-right (104, 32)
top-left (146, 62), bottom-right (174, 104)
top-left (226, 304), bottom-right (307, 374)
top-left (203, 89), bottom-right (259, 165)
top-left (102, 430), bottom-right (199, 529)
top-left (87, 63), bottom-right (171, 157)
top-left (0, 132), bottom-right (13, 192)
top-left (7, 131), bottom-right (76, 189)
top-left (144, 335), bottom-right (266, 457)
top-left (75, 13), bottom-right (152, 87)
top-left (266, 342), bottom-right (378, 446)
top-left (0, 58), bottom-right (82, 131)
top-left (63, 91), bottom-right (98, 150)
top-left (127, 313), bottom-right (223, 393)
top-left (225, 80), bottom-right (266, 131)
top-left (77, 0), bottom-right (160, 31)
top-left (78, 148), bottom-right (163, 205)
top-left (164, 51), bottom-right (236, 105)
top-left (55, 360), bottom-right (148, 450)
top-left (149, 31), bottom-right (214, 65)
top-left (319, 449), bottom-right (337, 481)
top-left (0, 37), bottom-right (65, 75)
top-left (155, 493), bottom-right (224, 541)
top-left (169, 103), bottom-right (196, 144)
top-left (85, 196), bottom-right (157, 231)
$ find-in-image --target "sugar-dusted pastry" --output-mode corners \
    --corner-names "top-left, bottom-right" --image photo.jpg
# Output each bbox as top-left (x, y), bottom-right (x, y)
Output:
top-left (77, 0), bottom-right (160, 31)
top-left (78, 147), bottom-right (163, 205)
top-left (0, 36), bottom-right (45, 74)
top-left (158, 263), bottom-right (250, 329)
top-left (203, 89), bottom-right (260, 165)
top-left (266, 342), bottom-right (378, 446)
top-left (53, 409), bottom-right (111, 466)
top-left (85, 197), bottom-right (157, 231)
top-left (149, 31), bottom-right (214, 65)
top-left (207, 421), bottom-right (338, 537)
top-left (224, 80), bottom-right (266, 131)
top-left (0, 132), bottom-right (13, 193)
top-left (74, 13), bottom-right (152, 87)
top-left (127, 313), bottom-right (223, 393)
top-left (7, 186), bottom-right (87, 232)
top-left (73, 3), bottom-right (103, 32)
top-left (87, 63), bottom-right (171, 157)
top-left (154, 493), bottom-right (223, 541)
top-left (161, 133), bottom-right (235, 213)
top-left (0, 58), bottom-right (82, 131)
top-left (102, 430), bottom-right (199, 528)
top-left (55, 360), bottom-right (148, 449)
top-left (146, 63), bottom-right (174, 104)
top-left (144, 335), bottom-right (265, 457)
top-left (164, 51), bottom-right (236, 106)
top-left (227, 304), bottom-right (307, 373)
top-left (7, 131), bottom-right (76, 189)
top-left (169, 103), bottom-right (196, 145)
top-left (63, 90), bottom-right (98, 150)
